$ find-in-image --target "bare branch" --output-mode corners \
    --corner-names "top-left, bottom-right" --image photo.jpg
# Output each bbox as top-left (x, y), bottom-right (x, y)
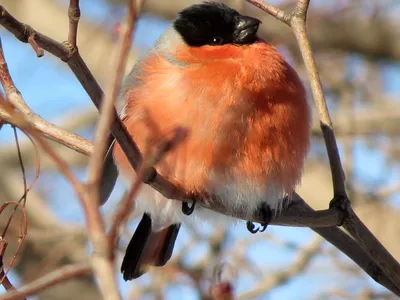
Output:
top-left (27, 34), bottom-right (44, 57)
top-left (1, 1), bottom-right (399, 297)
top-left (0, 3), bottom-right (188, 207)
top-left (288, 0), bottom-right (400, 291)
top-left (144, 0), bottom-right (400, 61)
top-left (290, 5), bottom-right (346, 197)
top-left (294, 0), bottom-right (310, 19)
top-left (245, 0), bottom-right (400, 295)
top-left (87, 0), bottom-right (143, 199)
top-left (0, 6), bottom-right (69, 59)
top-left (67, 0), bottom-right (80, 49)
top-left (0, 37), bottom-right (112, 298)
top-left (83, 2), bottom-right (145, 297)
top-left (108, 127), bottom-right (187, 256)
top-left (342, 210), bottom-right (400, 291)
top-left (245, 0), bottom-right (291, 25)
top-left (0, 102), bottom-right (92, 156)
top-left (0, 3), bottom-right (341, 227)
top-left (0, 263), bottom-right (91, 300)
top-left (238, 236), bottom-right (323, 299)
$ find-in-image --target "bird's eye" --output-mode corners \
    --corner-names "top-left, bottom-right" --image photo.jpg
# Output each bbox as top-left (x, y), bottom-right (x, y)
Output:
top-left (211, 37), bottom-right (223, 45)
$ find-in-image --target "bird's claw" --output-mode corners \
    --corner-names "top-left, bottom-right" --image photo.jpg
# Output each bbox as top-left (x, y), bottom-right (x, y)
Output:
top-left (246, 203), bottom-right (272, 234)
top-left (259, 223), bottom-right (268, 232)
top-left (246, 221), bottom-right (259, 234)
top-left (182, 199), bottom-right (196, 215)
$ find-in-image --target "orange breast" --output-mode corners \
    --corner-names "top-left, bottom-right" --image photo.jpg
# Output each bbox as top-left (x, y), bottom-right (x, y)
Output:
top-left (113, 41), bottom-right (310, 198)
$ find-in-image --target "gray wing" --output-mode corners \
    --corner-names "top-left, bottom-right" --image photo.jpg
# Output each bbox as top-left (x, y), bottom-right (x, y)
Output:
top-left (99, 135), bottom-right (119, 205)
top-left (99, 58), bottom-right (145, 205)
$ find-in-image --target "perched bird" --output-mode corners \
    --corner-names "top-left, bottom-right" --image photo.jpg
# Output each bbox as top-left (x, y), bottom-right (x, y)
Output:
top-left (100, 1), bottom-right (311, 281)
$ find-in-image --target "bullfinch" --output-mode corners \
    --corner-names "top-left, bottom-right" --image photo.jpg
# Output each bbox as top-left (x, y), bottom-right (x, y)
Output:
top-left (100, 1), bottom-right (311, 281)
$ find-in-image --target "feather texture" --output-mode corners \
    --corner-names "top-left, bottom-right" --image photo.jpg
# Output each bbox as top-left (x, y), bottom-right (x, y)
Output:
top-left (121, 213), bottom-right (180, 280)
top-left (114, 39), bottom-right (310, 224)
top-left (112, 6), bottom-right (310, 279)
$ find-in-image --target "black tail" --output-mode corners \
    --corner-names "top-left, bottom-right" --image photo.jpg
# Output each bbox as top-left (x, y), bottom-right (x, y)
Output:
top-left (121, 213), bottom-right (181, 281)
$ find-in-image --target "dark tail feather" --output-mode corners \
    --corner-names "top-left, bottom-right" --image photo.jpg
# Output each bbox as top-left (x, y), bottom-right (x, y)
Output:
top-left (121, 213), bottom-right (181, 281)
top-left (157, 222), bottom-right (180, 266)
top-left (99, 137), bottom-right (119, 206)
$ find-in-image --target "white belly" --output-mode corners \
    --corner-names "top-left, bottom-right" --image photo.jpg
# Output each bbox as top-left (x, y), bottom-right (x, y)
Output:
top-left (124, 175), bottom-right (287, 232)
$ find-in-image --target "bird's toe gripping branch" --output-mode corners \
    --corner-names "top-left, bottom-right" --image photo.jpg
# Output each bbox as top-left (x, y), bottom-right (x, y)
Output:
top-left (182, 194), bottom-right (198, 215)
top-left (246, 202), bottom-right (272, 234)
top-left (182, 201), bottom-right (196, 215)
top-left (329, 194), bottom-right (350, 226)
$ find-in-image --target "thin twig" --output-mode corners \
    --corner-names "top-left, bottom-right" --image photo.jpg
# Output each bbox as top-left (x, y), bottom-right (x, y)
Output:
top-left (0, 95), bottom-right (342, 228)
top-left (0, 105), bottom-right (93, 155)
top-left (0, 41), bottom-right (102, 297)
top-left (27, 34), bottom-right (44, 57)
top-left (0, 103), bottom-right (91, 155)
top-left (0, 38), bottom-right (90, 155)
top-left (290, 4), bottom-right (346, 197)
top-left (1, 1), bottom-right (399, 296)
top-left (108, 127), bottom-right (188, 254)
top-left (0, 269), bottom-right (20, 300)
top-left (238, 237), bottom-right (323, 299)
top-left (246, 0), bottom-right (291, 25)
top-left (0, 3), bottom-right (188, 206)
top-left (0, 263), bottom-right (91, 300)
top-left (13, 127), bottom-right (28, 206)
top-left (289, 0), bottom-right (400, 290)
top-left (87, 0), bottom-right (142, 201)
top-left (245, 0), bottom-right (400, 294)
top-left (0, 201), bottom-right (28, 287)
top-left (68, 0), bottom-right (80, 49)
top-left (84, 1), bottom-right (143, 298)
top-left (0, 274), bottom-right (17, 295)
top-left (0, 1), bottom-right (389, 226)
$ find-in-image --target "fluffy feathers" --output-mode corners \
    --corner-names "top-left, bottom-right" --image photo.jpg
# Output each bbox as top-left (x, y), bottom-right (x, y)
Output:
top-left (104, 1), bottom-right (310, 280)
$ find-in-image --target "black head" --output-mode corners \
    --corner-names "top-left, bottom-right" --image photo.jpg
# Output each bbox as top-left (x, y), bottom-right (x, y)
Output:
top-left (173, 2), bottom-right (261, 47)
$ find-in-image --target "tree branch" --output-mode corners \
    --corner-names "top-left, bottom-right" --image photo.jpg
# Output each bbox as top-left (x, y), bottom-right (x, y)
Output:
top-left (84, 1), bottom-right (144, 297)
top-left (238, 237), bottom-right (323, 299)
top-left (67, 0), bottom-right (80, 49)
top-left (0, 3), bottom-right (341, 228)
top-left (0, 263), bottom-right (91, 300)
top-left (246, 0), bottom-right (400, 294)
top-left (0, 38), bottom-right (118, 299)
top-left (142, 0), bottom-right (400, 61)
top-left (1, 1), bottom-right (399, 297)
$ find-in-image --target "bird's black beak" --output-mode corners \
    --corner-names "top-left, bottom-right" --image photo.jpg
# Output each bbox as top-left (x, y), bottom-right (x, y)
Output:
top-left (233, 15), bottom-right (261, 44)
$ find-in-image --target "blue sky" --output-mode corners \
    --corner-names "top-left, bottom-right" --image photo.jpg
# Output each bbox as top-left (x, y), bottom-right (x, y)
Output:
top-left (1, 0), bottom-right (399, 299)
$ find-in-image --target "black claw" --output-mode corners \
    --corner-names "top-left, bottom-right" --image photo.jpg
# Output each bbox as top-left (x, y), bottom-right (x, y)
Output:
top-left (182, 199), bottom-right (196, 215)
top-left (329, 194), bottom-right (350, 226)
top-left (259, 224), bottom-right (268, 232)
top-left (260, 202), bottom-right (272, 231)
top-left (246, 203), bottom-right (273, 234)
top-left (246, 221), bottom-right (259, 234)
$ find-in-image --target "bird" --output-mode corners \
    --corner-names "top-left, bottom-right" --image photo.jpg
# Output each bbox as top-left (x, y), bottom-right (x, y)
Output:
top-left (100, 1), bottom-right (311, 281)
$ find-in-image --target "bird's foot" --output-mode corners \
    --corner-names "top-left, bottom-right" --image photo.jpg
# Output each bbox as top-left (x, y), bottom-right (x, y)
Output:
top-left (182, 201), bottom-right (195, 215)
top-left (329, 194), bottom-right (350, 226)
top-left (246, 203), bottom-right (272, 234)
top-left (182, 194), bottom-right (198, 215)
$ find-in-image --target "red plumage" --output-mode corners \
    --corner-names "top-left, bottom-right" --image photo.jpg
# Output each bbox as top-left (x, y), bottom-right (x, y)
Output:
top-left (114, 40), bottom-right (310, 203)
top-left (103, 2), bottom-right (311, 280)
